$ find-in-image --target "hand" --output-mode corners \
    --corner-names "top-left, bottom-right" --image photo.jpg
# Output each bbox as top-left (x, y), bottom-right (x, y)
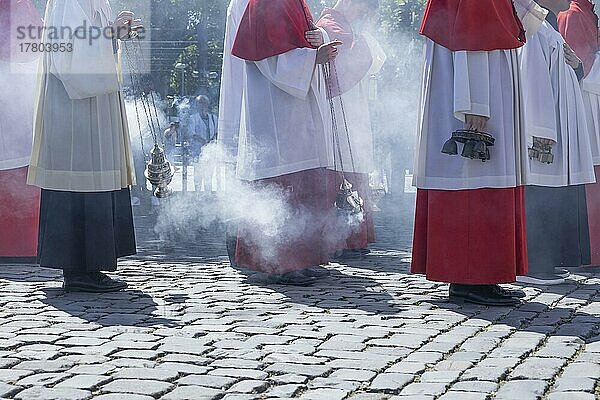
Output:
top-left (112, 11), bottom-right (143, 41)
top-left (316, 40), bottom-right (342, 64)
top-left (464, 114), bottom-right (489, 131)
top-left (305, 29), bottom-right (324, 47)
top-left (564, 43), bottom-right (582, 70)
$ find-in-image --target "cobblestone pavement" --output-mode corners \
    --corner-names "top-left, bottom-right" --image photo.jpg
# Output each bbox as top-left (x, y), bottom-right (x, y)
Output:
top-left (1, 194), bottom-right (600, 399)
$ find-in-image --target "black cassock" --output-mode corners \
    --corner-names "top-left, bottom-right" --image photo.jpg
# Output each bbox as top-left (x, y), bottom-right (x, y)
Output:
top-left (525, 185), bottom-right (591, 274)
top-left (37, 188), bottom-right (136, 272)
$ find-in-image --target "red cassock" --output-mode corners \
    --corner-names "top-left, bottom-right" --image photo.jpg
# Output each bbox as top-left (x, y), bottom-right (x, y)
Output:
top-left (411, 188), bottom-right (528, 284)
top-left (558, 0), bottom-right (598, 77)
top-left (321, 171), bottom-right (375, 251)
top-left (0, 0), bottom-right (41, 260)
top-left (586, 166), bottom-right (600, 265)
top-left (411, 0), bottom-right (527, 284)
top-left (0, 168), bottom-right (40, 259)
top-left (235, 169), bottom-right (338, 273)
top-left (558, 1), bottom-right (600, 265)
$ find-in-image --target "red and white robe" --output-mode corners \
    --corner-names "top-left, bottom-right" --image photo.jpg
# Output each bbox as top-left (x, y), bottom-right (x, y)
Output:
top-left (411, 0), bottom-right (528, 284)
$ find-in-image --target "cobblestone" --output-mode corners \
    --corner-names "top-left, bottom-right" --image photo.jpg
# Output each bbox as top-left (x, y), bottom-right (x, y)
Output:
top-left (100, 379), bottom-right (173, 396)
top-left (0, 201), bottom-right (599, 399)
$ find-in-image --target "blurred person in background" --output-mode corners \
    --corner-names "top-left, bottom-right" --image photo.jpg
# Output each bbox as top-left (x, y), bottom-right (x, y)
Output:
top-left (188, 95), bottom-right (218, 193)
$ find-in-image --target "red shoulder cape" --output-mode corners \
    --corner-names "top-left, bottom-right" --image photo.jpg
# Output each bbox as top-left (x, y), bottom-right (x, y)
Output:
top-left (0, 0), bottom-right (42, 63)
top-left (420, 0), bottom-right (526, 51)
top-left (558, 0), bottom-right (599, 77)
top-left (232, 0), bottom-right (315, 61)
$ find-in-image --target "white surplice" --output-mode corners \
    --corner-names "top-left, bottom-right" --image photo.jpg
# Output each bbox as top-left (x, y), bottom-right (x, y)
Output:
top-left (28, 0), bottom-right (135, 192)
top-left (0, 60), bottom-right (38, 170)
top-left (413, 39), bottom-right (525, 190)
top-left (217, 0), bottom-right (249, 155)
top-left (518, 21), bottom-right (595, 186)
top-left (329, 33), bottom-right (386, 174)
top-left (582, 52), bottom-right (600, 165)
top-left (236, 48), bottom-right (333, 181)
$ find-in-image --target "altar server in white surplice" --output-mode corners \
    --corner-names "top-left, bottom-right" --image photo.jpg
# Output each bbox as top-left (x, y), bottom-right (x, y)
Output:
top-left (226, 0), bottom-right (342, 285)
top-left (27, 0), bottom-right (142, 292)
top-left (411, 0), bottom-right (529, 306)
top-left (516, 0), bottom-right (595, 285)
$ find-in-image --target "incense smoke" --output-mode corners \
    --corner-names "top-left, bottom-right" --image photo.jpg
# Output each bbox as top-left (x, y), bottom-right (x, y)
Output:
top-left (150, 142), bottom-right (362, 271)
top-left (122, 1), bottom-right (425, 263)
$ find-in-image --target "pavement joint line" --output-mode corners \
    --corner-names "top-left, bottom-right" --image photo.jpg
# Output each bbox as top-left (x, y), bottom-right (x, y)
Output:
top-left (488, 282), bottom-right (599, 399)
top-left (538, 284), bottom-right (600, 399)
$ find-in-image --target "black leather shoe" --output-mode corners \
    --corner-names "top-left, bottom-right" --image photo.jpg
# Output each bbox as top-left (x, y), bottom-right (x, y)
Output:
top-left (301, 266), bottom-right (331, 278)
top-left (449, 284), bottom-right (520, 306)
top-left (64, 272), bottom-right (128, 293)
top-left (492, 285), bottom-right (526, 299)
top-left (267, 271), bottom-right (318, 286)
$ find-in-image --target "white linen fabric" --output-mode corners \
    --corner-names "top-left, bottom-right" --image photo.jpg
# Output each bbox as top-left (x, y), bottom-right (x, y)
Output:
top-left (0, 59), bottom-right (38, 170)
top-left (514, 0), bottom-right (549, 39)
top-left (582, 52), bottom-right (600, 165)
top-left (329, 32), bottom-right (386, 174)
top-left (413, 39), bottom-right (525, 190)
top-left (236, 48), bottom-right (334, 181)
top-left (217, 0), bottom-right (249, 155)
top-left (28, 0), bottom-right (135, 192)
top-left (519, 21), bottom-right (595, 186)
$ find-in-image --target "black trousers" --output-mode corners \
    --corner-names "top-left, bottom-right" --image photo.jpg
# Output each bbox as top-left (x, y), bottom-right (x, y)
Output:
top-left (525, 185), bottom-right (591, 275)
top-left (37, 188), bottom-right (137, 272)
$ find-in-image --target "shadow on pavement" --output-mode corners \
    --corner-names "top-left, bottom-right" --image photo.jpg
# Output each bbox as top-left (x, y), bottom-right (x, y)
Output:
top-left (236, 268), bottom-right (405, 315)
top-left (40, 287), bottom-right (180, 328)
top-left (0, 264), bottom-right (61, 282)
top-left (427, 278), bottom-right (600, 344)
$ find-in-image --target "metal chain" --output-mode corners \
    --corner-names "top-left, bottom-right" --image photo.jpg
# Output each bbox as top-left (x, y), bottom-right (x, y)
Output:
top-left (295, 0), bottom-right (357, 176)
top-left (330, 61), bottom-right (357, 173)
top-left (124, 38), bottom-right (162, 146)
top-left (132, 40), bottom-right (160, 144)
top-left (135, 38), bottom-right (165, 146)
top-left (123, 41), bottom-right (148, 162)
top-left (323, 63), bottom-right (346, 179)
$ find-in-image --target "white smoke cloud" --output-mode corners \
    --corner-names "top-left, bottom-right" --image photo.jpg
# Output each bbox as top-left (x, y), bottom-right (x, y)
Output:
top-left (151, 142), bottom-right (362, 272)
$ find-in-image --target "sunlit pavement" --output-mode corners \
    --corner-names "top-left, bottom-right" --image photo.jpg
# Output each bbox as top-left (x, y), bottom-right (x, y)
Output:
top-left (1, 194), bottom-right (600, 399)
